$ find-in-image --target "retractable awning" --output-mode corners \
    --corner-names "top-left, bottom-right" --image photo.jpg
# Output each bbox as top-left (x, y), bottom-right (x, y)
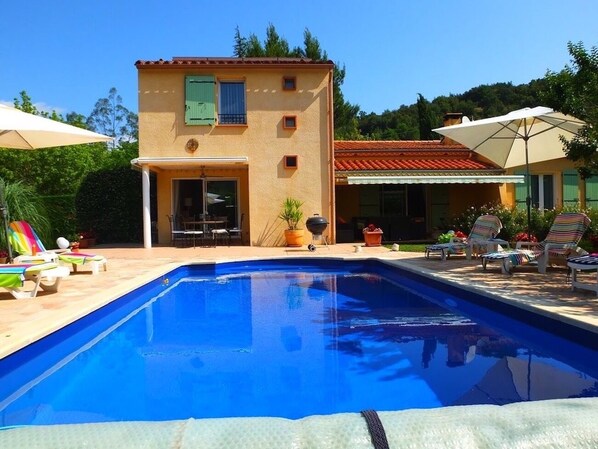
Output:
top-left (347, 174), bottom-right (524, 185)
top-left (131, 156), bottom-right (249, 170)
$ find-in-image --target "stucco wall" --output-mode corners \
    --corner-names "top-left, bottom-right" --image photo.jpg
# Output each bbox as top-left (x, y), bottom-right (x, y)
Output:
top-left (138, 64), bottom-right (333, 246)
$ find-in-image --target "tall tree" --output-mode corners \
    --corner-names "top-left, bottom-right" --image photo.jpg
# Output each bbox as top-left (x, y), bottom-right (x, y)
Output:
top-left (543, 41), bottom-right (598, 177)
top-left (86, 87), bottom-right (138, 147)
top-left (416, 94), bottom-right (435, 140)
top-left (233, 25), bottom-right (361, 139)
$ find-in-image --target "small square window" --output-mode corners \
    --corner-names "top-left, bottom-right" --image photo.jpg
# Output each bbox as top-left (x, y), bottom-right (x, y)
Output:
top-left (284, 155), bottom-right (298, 169)
top-left (283, 76), bottom-right (296, 91)
top-left (283, 115), bottom-right (297, 129)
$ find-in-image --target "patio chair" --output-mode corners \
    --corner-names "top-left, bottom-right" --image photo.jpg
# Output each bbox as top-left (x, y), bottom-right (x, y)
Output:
top-left (167, 214), bottom-right (202, 247)
top-left (9, 220), bottom-right (107, 275)
top-left (210, 216), bottom-right (230, 246)
top-left (482, 212), bottom-right (590, 274)
top-left (425, 215), bottom-right (504, 261)
top-left (0, 261), bottom-right (70, 299)
top-left (228, 213), bottom-right (244, 244)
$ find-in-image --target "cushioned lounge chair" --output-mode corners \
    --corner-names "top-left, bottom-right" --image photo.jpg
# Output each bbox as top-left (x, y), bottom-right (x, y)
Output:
top-left (58, 251), bottom-right (107, 275)
top-left (0, 261), bottom-right (70, 299)
top-left (426, 215), bottom-right (504, 261)
top-left (482, 212), bottom-right (590, 274)
top-left (9, 220), bottom-right (107, 275)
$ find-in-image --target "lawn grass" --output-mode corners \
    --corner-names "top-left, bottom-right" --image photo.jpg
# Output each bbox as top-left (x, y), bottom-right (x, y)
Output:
top-left (384, 243), bottom-right (427, 252)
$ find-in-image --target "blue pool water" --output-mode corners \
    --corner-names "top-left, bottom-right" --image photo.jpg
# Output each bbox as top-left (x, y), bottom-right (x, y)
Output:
top-left (1, 259), bottom-right (597, 426)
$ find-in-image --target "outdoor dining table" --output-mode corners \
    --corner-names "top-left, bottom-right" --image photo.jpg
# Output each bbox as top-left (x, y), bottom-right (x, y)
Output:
top-left (183, 220), bottom-right (227, 246)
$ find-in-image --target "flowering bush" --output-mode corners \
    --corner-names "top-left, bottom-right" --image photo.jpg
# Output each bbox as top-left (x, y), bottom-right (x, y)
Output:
top-left (0, 249), bottom-right (8, 259)
top-left (363, 223), bottom-right (383, 233)
top-left (514, 232), bottom-right (537, 243)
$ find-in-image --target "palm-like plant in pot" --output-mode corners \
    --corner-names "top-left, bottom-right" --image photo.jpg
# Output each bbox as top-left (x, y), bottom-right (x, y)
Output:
top-left (279, 197), bottom-right (304, 247)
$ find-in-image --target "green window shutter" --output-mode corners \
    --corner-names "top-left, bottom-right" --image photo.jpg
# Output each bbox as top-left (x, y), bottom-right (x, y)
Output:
top-left (514, 170), bottom-right (526, 210)
top-left (185, 76), bottom-right (215, 125)
top-left (586, 176), bottom-right (598, 209)
top-left (562, 169), bottom-right (579, 207)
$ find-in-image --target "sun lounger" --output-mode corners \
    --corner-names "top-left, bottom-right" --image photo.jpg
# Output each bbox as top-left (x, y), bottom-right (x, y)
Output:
top-left (482, 212), bottom-right (590, 274)
top-left (9, 221), bottom-right (108, 275)
top-left (58, 251), bottom-right (107, 275)
top-left (426, 215), bottom-right (504, 261)
top-left (0, 262), bottom-right (70, 299)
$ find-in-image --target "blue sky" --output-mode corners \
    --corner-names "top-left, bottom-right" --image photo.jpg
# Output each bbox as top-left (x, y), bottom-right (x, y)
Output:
top-left (2, 1), bottom-right (597, 117)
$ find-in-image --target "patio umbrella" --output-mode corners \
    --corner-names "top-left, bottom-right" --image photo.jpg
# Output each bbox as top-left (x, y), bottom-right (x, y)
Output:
top-left (0, 104), bottom-right (112, 261)
top-left (433, 106), bottom-right (585, 236)
top-left (0, 104), bottom-right (111, 149)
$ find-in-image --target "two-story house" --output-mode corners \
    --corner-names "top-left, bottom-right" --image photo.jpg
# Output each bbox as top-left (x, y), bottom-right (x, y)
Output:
top-left (133, 57), bottom-right (335, 248)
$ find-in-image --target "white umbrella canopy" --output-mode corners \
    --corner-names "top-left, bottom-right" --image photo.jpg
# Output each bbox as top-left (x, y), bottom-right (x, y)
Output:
top-left (0, 104), bottom-right (112, 149)
top-left (433, 106), bottom-right (586, 235)
top-left (432, 106), bottom-right (585, 169)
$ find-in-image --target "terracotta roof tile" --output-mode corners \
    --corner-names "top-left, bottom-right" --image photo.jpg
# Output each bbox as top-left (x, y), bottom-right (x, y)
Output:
top-left (334, 140), bottom-right (467, 151)
top-left (135, 57), bottom-right (334, 69)
top-left (334, 140), bottom-right (500, 173)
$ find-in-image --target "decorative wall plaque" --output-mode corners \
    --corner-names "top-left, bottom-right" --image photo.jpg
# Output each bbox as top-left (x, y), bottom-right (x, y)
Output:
top-left (185, 138), bottom-right (199, 153)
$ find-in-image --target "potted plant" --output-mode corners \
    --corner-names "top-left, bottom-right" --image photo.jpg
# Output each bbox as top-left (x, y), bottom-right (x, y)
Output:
top-left (67, 234), bottom-right (81, 252)
top-left (0, 248), bottom-right (8, 264)
top-left (279, 197), bottom-right (304, 247)
top-left (363, 223), bottom-right (383, 247)
top-left (78, 230), bottom-right (97, 249)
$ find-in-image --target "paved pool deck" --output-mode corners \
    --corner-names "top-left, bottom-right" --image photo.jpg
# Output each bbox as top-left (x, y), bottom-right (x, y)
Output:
top-left (1, 243), bottom-right (597, 359)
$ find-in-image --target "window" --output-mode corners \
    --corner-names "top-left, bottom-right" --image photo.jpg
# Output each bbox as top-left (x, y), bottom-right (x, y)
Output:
top-left (282, 76), bottom-right (296, 91)
top-left (218, 81), bottom-right (246, 125)
top-left (283, 115), bottom-right (297, 129)
top-left (515, 171), bottom-right (554, 210)
top-left (284, 155), bottom-right (298, 169)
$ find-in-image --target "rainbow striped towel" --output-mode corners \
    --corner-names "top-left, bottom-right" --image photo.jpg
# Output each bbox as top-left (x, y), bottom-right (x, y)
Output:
top-left (0, 262), bottom-right (58, 288)
top-left (58, 252), bottom-right (105, 265)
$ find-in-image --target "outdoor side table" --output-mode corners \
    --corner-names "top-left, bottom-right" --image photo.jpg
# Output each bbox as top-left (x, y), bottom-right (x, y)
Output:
top-left (567, 255), bottom-right (598, 296)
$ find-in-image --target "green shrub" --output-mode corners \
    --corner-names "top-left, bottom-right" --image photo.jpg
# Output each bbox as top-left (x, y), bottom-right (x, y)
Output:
top-left (76, 167), bottom-right (143, 243)
top-left (42, 194), bottom-right (77, 243)
top-left (0, 178), bottom-right (51, 247)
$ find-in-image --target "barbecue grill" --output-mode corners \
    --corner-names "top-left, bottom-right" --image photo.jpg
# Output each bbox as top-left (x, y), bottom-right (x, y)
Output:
top-left (305, 214), bottom-right (329, 252)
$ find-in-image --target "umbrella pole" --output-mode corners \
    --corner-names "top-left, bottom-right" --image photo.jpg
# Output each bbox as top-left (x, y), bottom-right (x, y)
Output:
top-left (524, 136), bottom-right (532, 240)
top-left (0, 182), bottom-right (13, 263)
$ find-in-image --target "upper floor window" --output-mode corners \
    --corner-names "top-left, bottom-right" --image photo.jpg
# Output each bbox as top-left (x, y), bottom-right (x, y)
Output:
top-left (283, 76), bottom-right (296, 91)
top-left (219, 81), bottom-right (246, 125)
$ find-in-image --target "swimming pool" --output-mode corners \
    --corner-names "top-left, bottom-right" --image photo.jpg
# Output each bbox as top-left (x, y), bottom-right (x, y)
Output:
top-left (1, 258), bottom-right (597, 426)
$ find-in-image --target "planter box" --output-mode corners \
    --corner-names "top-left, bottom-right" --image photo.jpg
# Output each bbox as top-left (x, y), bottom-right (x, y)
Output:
top-left (79, 238), bottom-right (96, 249)
top-left (363, 231), bottom-right (383, 247)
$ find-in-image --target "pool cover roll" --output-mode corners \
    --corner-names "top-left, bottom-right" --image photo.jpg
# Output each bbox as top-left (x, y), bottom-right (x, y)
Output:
top-left (2, 398), bottom-right (598, 448)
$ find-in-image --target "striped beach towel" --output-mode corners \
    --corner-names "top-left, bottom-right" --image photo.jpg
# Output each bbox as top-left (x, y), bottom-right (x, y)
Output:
top-left (8, 221), bottom-right (47, 255)
top-left (483, 212), bottom-right (590, 270)
top-left (0, 262), bottom-right (58, 288)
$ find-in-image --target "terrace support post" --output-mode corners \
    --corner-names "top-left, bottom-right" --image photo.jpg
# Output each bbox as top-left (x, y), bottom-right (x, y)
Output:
top-left (142, 165), bottom-right (152, 249)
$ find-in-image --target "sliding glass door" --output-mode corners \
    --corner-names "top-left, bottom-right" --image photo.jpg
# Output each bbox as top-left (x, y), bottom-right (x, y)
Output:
top-left (172, 178), bottom-right (239, 228)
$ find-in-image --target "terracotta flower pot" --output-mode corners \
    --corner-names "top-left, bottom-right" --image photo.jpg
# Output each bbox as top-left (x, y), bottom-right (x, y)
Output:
top-left (363, 231), bottom-right (383, 247)
top-left (79, 238), bottom-right (96, 249)
top-left (284, 229), bottom-right (304, 247)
